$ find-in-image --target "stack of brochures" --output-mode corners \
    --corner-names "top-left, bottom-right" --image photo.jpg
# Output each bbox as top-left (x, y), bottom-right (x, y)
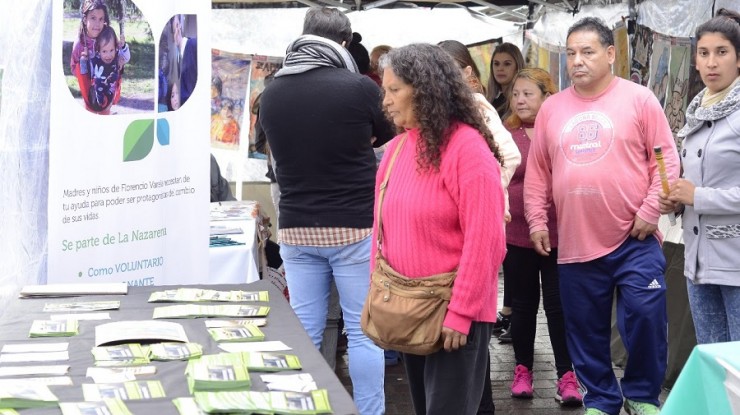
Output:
top-left (94, 320), bottom-right (189, 347)
top-left (43, 300), bottom-right (121, 312)
top-left (19, 283), bottom-right (128, 298)
top-left (59, 398), bottom-right (133, 415)
top-left (209, 236), bottom-right (245, 247)
top-left (186, 353), bottom-right (251, 392)
top-left (205, 318), bottom-right (267, 328)
top-left (0, 383), bottom-right (59, 409)
top-left (241, 352), bottom-right (302, 372)
top-left (148, 342), bottom-right (203, 361)
top-left (148, 289), bottom-right (269, 303)
top-left (208, 325), bottom-right (265, 343)
top-left (81, 381), bottom-right (166, 401)
top-left (193, 389), bottom-right (332, 414)
top-left (91, 344), bottom-right (150, 366)
top-left (29, 319), bottom-right (79, 338)
top-left (152, 304), bottom-right (270, 319)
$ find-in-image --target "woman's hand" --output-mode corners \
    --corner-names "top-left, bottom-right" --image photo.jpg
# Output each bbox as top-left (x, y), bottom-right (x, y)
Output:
top-left (658, 190), bottom-right (679, 214)
top-left (669, 179), bottom-right (696, 207)
top-left (530, 230), bottom-right (551, 256)
top-left (441, 327), bottom-right (467, 351)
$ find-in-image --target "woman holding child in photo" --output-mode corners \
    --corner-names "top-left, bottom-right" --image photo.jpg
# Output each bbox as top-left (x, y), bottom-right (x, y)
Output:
top-left (70, 0), bottom-right (129, 115)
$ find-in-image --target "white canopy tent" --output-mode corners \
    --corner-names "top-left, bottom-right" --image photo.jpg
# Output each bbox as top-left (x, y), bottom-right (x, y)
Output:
top-left (212, 7), bottom-right (523, 56)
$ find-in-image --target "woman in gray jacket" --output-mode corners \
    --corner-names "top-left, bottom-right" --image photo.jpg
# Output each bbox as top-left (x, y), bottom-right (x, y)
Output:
top-left (659, 8), bottom-right (740, 344)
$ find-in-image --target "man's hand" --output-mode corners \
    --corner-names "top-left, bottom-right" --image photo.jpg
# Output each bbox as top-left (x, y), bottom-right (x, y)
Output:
top-left (530, 231), bottom-right (551, 256)
top-left (441, 327), bottom-right (467, 352)
top-left (630, 216), bottom-right (657, 241)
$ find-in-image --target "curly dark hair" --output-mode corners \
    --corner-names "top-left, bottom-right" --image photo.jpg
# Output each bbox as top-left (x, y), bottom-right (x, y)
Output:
top-left (379, 43), bottom-right (503, 171)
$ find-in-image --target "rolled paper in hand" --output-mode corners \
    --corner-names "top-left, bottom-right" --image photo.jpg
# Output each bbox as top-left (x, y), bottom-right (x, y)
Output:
top-left (654, 146), bottom-right (677, 226)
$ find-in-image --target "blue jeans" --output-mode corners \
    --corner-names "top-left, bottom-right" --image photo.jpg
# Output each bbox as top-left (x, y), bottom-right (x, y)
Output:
top-left (280, 237), bottom-right (384, 415)
top-left (687, 280), bottom-right (740, 344)
top-left (559, 236), bottom-right (667, 415)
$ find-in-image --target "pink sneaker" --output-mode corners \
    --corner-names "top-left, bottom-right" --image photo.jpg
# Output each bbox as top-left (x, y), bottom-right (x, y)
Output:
top-left (511, 364), bottom-right (534, 398)
top-left (556, 371), bottom-right (583, 406)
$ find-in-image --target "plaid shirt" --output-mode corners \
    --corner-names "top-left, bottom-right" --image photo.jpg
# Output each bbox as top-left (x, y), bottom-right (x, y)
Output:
top-left (279, 227), bottom-right (371, 247)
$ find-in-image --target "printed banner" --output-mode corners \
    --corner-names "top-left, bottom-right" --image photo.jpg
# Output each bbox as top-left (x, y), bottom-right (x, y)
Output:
top-left (49, 0), bottom-right (211, 286)
top-left (558, 51), bottom-right (570, 91)
top-left (211, 49), bottom-right (252, 150)
top-left (466, 38), bottom-right (501, 91)
top-left (613, 21), bottom-right (630, 80)
top-left (630, 24), bottom-right (654, 87)
top-left (665, 38), bottom-right (691, 138)
top-left (649, 33), bottom-right (671, 108)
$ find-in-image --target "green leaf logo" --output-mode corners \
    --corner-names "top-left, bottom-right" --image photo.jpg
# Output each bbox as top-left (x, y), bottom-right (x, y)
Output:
top-left (123, 119), bottom-right (154, 161)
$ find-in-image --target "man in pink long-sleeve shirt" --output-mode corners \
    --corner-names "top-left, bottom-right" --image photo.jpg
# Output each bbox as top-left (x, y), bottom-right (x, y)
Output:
top-left (524, 18), bottom-right (679, 415)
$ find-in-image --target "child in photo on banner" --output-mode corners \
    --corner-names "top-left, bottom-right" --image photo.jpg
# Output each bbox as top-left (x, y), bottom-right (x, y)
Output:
top-left (70, 0), bottom-right (129, 115)
top-left (88, 26), bottom-right (130, 113)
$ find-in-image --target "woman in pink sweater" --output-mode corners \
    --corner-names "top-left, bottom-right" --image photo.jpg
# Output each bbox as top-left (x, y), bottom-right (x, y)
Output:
top-left (374, 43), bottom-right (507, 415)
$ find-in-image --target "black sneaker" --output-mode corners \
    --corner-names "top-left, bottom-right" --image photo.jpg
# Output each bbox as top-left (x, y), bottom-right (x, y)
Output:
top-left (492, 311), bottom-right (511, 334)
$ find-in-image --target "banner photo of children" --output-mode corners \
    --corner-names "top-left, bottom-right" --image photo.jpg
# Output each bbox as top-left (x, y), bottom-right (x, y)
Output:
top-left (630, 24), bottom-right (653, 87)
top-left (211, 49), bottom-right (251, 149)
top-left (613, 21), bottom-right (630, 80)
top-left (64, 0), bottom-right (154, 115)
top-left (466, 38), bottom-right (501, 90)
top-left (247, 56), bottom-right (283, 159)
top-left (158, 14), bottom-right (198, 112)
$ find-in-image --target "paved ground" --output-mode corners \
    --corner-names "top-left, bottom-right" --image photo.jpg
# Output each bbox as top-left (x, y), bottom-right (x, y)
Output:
top-left (334, 276), bottom-right (669, 415)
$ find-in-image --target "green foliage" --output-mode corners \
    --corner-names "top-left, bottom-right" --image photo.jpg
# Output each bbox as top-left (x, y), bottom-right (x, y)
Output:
top-left (63, 0), bottom-right (151, 38)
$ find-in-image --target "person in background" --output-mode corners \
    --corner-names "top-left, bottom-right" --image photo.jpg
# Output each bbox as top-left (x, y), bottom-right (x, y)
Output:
top-left (210, 154), bottom-right (235, 203)
top-left (258, 7), bottom-right (394, 415)
top-left (437, 39), bottom-right (521, 415)
top-left (369, 44), bottom-right (391, 86)
top-left (437, 40), bottom-right (520, 198)
top-left (377, 43), bottom-right (506, 415)
top-left (486, 43), bottom-right (525, 120)
top-left (503, 68), bottom-right (582, 406)
top-left (484, 42), bottom-right (525, 342)
top-left (659, 8), bottom-right (740, 345)
top-left (170, 14), bottom-right (197, 107)
top-left (524, 17), bottom-right (679, 415)
top-left (347, 32), bottom-right (371, 75)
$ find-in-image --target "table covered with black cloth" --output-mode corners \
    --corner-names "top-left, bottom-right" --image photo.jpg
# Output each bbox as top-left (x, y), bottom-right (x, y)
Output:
top-left (0, 280), bottom-right (358, 414)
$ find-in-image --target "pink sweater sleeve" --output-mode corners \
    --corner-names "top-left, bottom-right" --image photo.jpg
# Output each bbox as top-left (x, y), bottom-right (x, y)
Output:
top-left (523, 104), bottom-right (554, 235)
top-left (637, 93), bottom-right (680, 225)
top-left (441, 128), bottom-right (506, 335)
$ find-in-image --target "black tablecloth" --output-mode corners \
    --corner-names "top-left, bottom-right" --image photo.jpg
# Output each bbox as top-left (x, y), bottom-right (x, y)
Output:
top-left (0, 281), bottom-right (358, 414)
